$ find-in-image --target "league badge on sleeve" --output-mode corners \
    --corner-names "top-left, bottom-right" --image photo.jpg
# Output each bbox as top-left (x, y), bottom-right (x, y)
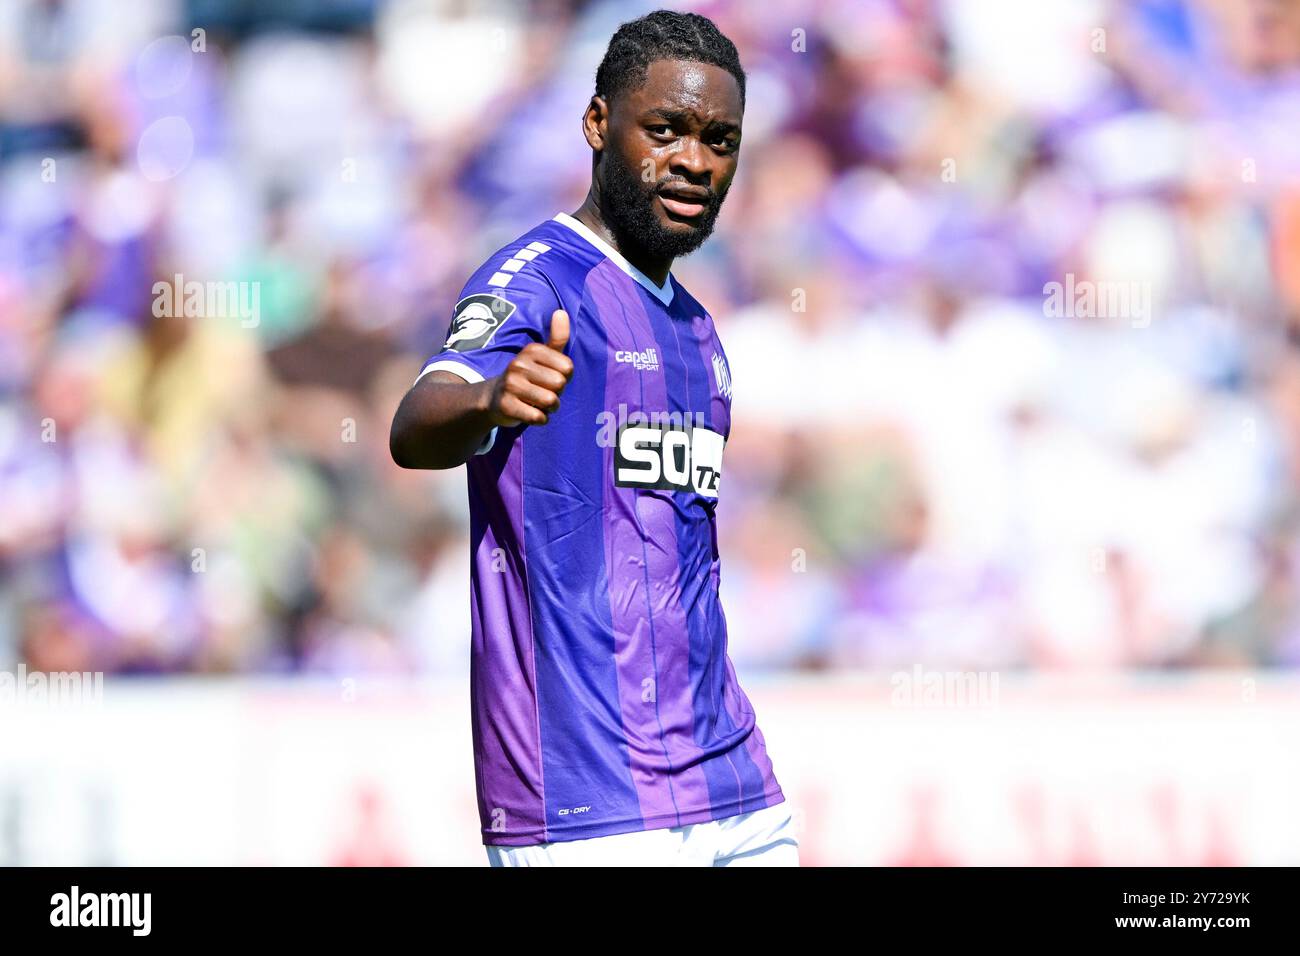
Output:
top-left (443, 294), bottom-right (517, 352)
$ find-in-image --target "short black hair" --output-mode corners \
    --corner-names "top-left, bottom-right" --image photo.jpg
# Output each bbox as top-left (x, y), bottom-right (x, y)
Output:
top-left (595, 9), bottom-right (745, 107)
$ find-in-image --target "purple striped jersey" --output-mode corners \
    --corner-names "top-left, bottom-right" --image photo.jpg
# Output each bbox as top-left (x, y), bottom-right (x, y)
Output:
top-left (419, 212), bottom-right (784, 846)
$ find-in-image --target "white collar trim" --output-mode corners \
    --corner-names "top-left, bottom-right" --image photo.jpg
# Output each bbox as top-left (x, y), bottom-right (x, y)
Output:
top-left (553, 212), bottom-right (674, 305)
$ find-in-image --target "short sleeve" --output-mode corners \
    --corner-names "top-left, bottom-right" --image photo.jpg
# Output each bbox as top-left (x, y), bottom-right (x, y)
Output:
top-left (416, 244), bottom-right (563, 387)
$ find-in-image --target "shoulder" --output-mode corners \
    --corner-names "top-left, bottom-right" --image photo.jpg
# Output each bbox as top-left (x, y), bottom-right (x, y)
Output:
top-left (434, 219), bottom-right (595, 358)
top-left (461, 217), bottom-right (602, 301)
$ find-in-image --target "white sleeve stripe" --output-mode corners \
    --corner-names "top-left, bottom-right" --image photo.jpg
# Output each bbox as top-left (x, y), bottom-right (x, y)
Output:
top-left (514, 248), bottom-right (539, 261)
top-left (525, 241), bottom-right (551, 253)
top-left (415, 360), bottom-right (485, 385)
top-left (487, 272), bottom-right (512, 287)
top-left (501, 258), bottom-right (525, 272)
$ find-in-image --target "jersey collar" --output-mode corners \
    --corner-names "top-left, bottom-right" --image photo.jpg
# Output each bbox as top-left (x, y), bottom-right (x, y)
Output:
top-left (553, 212), bottom-right (674, 306)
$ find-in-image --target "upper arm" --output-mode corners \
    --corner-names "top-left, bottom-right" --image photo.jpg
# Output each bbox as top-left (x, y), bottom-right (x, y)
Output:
top-left (390, 370), bottom-right (496, 465)
top-left (416, 246), bottom-right (563, 388)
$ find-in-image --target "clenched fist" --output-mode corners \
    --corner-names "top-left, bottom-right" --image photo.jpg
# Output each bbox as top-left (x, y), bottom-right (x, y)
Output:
top-left (486, 309), bottom-right (574, 426)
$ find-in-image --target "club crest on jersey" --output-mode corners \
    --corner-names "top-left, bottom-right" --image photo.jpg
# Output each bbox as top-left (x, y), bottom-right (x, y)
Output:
top-left (442, 293), bottom-right (516, 352)
top-left (712, 352), bottom-right (733, 400)
top-left (615, 423), bottom-right (725, 499)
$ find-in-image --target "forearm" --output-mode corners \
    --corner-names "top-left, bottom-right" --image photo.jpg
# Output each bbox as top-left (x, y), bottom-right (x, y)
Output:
top-left (389, 372), bottom-right (496, 470)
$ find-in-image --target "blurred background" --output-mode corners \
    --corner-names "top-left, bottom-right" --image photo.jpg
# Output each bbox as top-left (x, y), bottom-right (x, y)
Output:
top-left (2, 0), bottom-right (1300, 865)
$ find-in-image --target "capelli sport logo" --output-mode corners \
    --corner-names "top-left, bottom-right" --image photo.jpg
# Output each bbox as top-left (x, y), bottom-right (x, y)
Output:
top-left (615, 348), bottom-right (659, 372)
top-left (442, 293), bottom-right (516, 353)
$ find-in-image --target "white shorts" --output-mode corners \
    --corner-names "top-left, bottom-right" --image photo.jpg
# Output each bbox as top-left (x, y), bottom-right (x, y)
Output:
top-left (485, 801), bottom-right (799, 867)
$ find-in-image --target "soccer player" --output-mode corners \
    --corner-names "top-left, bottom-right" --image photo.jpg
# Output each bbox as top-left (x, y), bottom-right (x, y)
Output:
top-left (390, 10), bottom-right (797, 867)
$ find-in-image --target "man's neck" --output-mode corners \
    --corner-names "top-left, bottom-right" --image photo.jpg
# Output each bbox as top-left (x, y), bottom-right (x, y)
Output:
top-left (572, 197), bottom-right (672, 287)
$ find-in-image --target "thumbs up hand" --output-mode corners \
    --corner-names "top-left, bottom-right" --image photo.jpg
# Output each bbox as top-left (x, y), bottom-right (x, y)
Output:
top-left (546, 307), bottom-right (569, 352)
top-left (486, 309), bottom-right (575, 427)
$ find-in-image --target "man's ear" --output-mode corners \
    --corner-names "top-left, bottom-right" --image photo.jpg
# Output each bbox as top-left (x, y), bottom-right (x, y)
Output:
top-left (582, 96), bottom-right (608, 152)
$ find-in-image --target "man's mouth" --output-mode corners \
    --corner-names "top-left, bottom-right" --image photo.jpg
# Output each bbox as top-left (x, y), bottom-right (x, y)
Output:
top-left (657, 185), bottom-right (711, 220)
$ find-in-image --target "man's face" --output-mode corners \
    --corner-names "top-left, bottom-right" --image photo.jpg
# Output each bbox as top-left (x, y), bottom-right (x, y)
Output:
top-left (596, 59), bottom-right (743, 261)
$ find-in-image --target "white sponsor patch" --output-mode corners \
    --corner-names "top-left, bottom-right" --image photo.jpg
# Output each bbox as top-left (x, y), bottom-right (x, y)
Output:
top-left (615, 423), bottom-right (724, 498)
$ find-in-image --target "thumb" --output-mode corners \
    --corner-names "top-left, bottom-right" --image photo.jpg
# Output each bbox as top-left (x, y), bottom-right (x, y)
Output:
top-left (547, 308), bottom-right (570, 352)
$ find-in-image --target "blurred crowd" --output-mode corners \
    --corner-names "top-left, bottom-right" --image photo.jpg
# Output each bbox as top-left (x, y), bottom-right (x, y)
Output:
top-left (2, 0), bottom-right (1300, 676)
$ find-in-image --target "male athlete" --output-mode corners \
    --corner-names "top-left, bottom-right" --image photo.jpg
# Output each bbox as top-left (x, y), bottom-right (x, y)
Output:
top-left (390, 10), bottom-right (796, 866)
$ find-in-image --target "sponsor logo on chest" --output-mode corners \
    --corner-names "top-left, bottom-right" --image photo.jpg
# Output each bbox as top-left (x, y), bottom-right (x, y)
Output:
top-left (614, 422), bottom-right (725, 499)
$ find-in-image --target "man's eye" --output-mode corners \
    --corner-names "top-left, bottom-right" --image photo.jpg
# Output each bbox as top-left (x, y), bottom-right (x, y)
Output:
top-left (647, 125), bottom-right (673, 137)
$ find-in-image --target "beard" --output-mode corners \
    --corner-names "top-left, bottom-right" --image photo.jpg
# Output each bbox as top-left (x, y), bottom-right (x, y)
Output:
top-left (599, 148), bottom-right (728, 262)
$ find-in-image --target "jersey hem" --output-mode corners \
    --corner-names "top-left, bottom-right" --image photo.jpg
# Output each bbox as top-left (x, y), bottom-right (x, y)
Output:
top-left (480, 787), bottom-right (786, 847)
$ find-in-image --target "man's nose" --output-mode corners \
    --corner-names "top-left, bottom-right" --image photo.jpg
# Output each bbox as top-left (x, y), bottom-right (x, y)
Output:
top-left (668, 136), bottom-right (711, 183)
